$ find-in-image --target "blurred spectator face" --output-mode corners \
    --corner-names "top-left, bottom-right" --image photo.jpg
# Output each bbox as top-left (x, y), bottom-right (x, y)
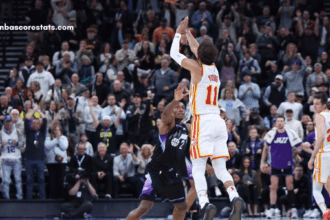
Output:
top-left (80, 40), bottom-right (87, 50)
top-left (92, 96), bottom-right (98, 106)
top-left (87, 31), bottom-right (96, 40)
top-left (161, 59), bottom-right (169, 70)
top-left (227, 43), bottom-right (234, 52)
top-left (142, 41), bottom-right (149, 50)
top-left (62, 91), bottom-right (68, 100)
top-left (11, 110), bottom-right (19, 122)
top-left (141, 145), bottom-right (151, 158)
top-left (117, 71), bottom-right (125, 82)
top-left (31, 118), bottom-right (41, 131)
top-left (26, 45), bottom-right (33, 54)
top-left (5, 87), bottom-right (12, 98)
top-left (38, 55), bottom-right (44, 63)
top-left (102, 118), bottom-right (111, 128)
top-left (251, 112), bottom-right (259, 119)
top-left (324, 17), bottom-right (329, 26)
top-left (72, 74), bottom-right (79, 84)
top-left (222, 29), bottom-right (229, 39)
top-left (120, 143), bottom-right (129, 157)
top-left (157, 101), bottom-right (165, 112)
top-left (82, 57), bottom-right (89, 65)
top-left (287, 92), bottom-right (296, 102)
top-left (1, 95), bottom-right (8, 105)
top-left (25, 59), bottom-right (33, 67)
top-left (50, 101), bottom-right (56, 111)
top-left (25, 101), bottom-right (31, 111)
top-left (36, 64), bottom-right (43, 73)
top-left (83, 90), bottom-right (90, 99)
top-left (321, 52), bottom-right (328, 60)
top-left (147, 10), bottom-right (155, 20)
top-left (96, 73), bottom-right (103, 83)
top-left (200, 28), bottom-right (207, 36)
top-left (104, 43), bottom-right (110, 53)
top-left (270, 105), bottom-right (277, 115)
top-left (285, 111), bottom-right (293, 120)
top-left (4, 119), bottom-right (12, 131)
top-left (67, 98), bottom-right (74, 108)
top-left (16, 79), bottom-right (23, 89)
top-left (266, 26), bottom-right (272, 35)
top-left (62, 42), bottom-right (69, 51)
top-left (113, 80), bottom-right (122, 91)
top-left (43, 57), bottom-right (50, 66)
top-left (305, 28), bottom-right (313, 36)
top-left (243, 51), bottom-right (250, 60)
top-left (326, 70), bottom-right (330, 80)
top-left (160, 21), bottom-right (167, 29)
top-left (134, 96), bottom-right (142, 106)
top-left (107, 95), bottom-right (116, 106)
top-left (306, 121), bottom-right (314, 132)
top-left (279, 28), bottom-right (288, 37)
top-left (232, 173), bottom-right (241, 184)
top-left (55, 79), bottom-right (62, 88)
top-left (271, 64), bottom-right (278, 72)
top-left (80, 134), bottom-right (87, 143)
top-left (315, 65), bottom-right (322, 73)
top-left (27, 90), bottom-right (33, 100)
top-left (243, 158), bottom-right (251, 169)
top-left (262, 163), bottom-right (271, 174)
top-left (226, 119), bottom-right (234, 130)
top-left (77, 144), bottom-right (86, 155)
top-left (276, 117), bottom-right (285, 129)
top-left (243, 74), bottom-right (251, 83)
top-left (303, 10), bottom-right (309, 20)
top-left (263, 7), bottom-right (270, 16)
top-left (156, 118), bottom-right (162, 129)
top-left (224, 17), bottom-right (231, 26)
top-left (98, 143), bottom-right (107, 156)
top-left (35, 0), bottom-right (42, 9)
top-left (305, 56), bottom-right (312, 65)
top-left (228, 142), bottom-right (237, 154)
top-left (122, 42), bottom-right (129, 50)
top-left (63, 53), bottom-right (70, 62)
top-left (179, 1), bottom-right (186, 9)
top-left (294, 166), bottom-right (303, 179)
top-left (274, 78), bottom-right (282, 87)
top-left (199, 3), bottom-right (206, 12)
top-left (249, 128), bottom-right (258, 140)
top-left (225, 89), bottom-right (234, 99)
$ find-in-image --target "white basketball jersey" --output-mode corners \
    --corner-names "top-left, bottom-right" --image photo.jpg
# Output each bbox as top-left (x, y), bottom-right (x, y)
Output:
top-left (319, 110), bottom-right (330, 152)
top-left (1, 128), bottom-right (21, 159)
top-left (189, 64), bottom-right (220, 116)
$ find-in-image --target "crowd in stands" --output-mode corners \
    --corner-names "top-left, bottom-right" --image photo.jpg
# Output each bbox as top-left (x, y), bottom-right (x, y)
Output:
top-left (0, 0), bottom-right (329, 217)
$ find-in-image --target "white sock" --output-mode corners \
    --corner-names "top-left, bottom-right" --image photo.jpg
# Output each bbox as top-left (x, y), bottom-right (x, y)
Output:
top-left (226, 186), bottom-right (239, 202)
top-left (198, 190), bottom-right (209, 209)
top-left (313, 181), bottom-right (327, 214)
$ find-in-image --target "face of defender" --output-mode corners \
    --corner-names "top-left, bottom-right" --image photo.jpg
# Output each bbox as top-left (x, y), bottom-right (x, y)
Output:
top-left (173, 102), bottom-right (186, 120)
top-left (313, 98), bottom-right (326, 114)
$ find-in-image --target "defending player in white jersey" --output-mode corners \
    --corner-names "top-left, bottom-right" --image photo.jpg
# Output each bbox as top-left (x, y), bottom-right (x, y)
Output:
top-left (308, 92), bottom-right (330, 220)
top-left (170, 17), bottom-right (242, 220)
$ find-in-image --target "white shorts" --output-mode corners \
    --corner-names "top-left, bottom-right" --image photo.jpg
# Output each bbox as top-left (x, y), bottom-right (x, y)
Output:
top-left (313, 152), bottom-right (330, 183)
top-left (190, 114), bottom-right (229, 161)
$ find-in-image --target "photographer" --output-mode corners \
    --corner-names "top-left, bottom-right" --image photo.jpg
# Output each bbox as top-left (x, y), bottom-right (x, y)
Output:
top-left (60, 177), bottom-right (97, 218)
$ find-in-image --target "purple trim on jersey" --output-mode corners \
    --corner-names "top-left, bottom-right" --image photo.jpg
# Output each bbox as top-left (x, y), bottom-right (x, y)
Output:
top-left (158, 134), bottom-right (168, 152)
top-left (270, 132), bottom-right (294, 169)
top-left (185, 157), bottom-right (193, 180)
top-left (140, 174), bottom-right (153, 196)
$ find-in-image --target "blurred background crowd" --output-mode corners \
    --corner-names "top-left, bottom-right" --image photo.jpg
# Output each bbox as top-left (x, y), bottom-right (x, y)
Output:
top-left (0, 0), bottom-right (329, 217)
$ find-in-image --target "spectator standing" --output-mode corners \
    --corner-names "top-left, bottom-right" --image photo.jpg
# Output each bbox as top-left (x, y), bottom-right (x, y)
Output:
top-left (54, 51), bottom-right (78, 82)
top-left (191, 2), bottom-right (213, 31)
top-left (278, 0), bottom-right (295, 29)
top-left (263, 75), bottom-right (287, 108)
top-left (101, 94), bottom-right (126, 150)
top-left (19, 57), bottom-right (35, 86)
top-left (52, 42), bottom-right (75, 65)
top-left (25, 0), bottom-right (46, 43)
top-left (305, 63), bottom-right (328, 96)
top-left (238, 72), bottom-right (261, 110)
top-left (92, 142), bottom-right (113, 198)
top-left (45, 79), bottom-right (63, 105)
top-left (78, 55), bottom-right (95, 85)
top-left (93, 73), bottom-right (109, 107)
top-left (216, 5), bottom-right (239, 44)
top-left (152, 18), bottom-right (175, 45)
top-left (24, 105), bottom-right (47, 199)
top-left (0, 115), bottom-right (24, 200)
top-left (284, 109), bottom-right (304, 140)
top-left (90, 99), bottom-right (125, 155)
top-left (152, 57), bottom-right (178, 105)
top-left (27, 62), bottom-right (55, 98)
top-left (264, 105), bottom-right (278, 129)
top-left (45, 124), bottom-right (68, 198)
top-left (277, 92), bottom-right (303, 120)
top-left (45, 100), bottom-right (60, 134)
top-left (75, 40), bottom-right (94, 70)
top-left (243, 108), bottom-right (265, 135)
top-left (51, 0), bottom-right (75, 27)
top-left (282, 56), bottom-right (307, 94)
top-left (113, 143), bottom-right (142, 198)
top-left (115, 41), bottom-right (135, 72)
top-left (84, 96), bottom-right (102, 150)
top-left (67, 74), bottom-right (87, 97)
top-left (242, 127), bottom-right (263, 170)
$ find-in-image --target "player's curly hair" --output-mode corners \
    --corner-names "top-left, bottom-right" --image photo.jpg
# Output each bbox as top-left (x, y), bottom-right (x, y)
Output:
top-left (197, 41), bottom-right (218, 65)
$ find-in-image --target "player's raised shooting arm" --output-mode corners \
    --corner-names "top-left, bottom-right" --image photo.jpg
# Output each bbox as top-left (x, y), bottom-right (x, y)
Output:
top-left (311, 114), bottom-right (325, 160)
top-left (161, 100), bottom-right (177, 127)
top-left (186, 29), bottom-right (199, 58)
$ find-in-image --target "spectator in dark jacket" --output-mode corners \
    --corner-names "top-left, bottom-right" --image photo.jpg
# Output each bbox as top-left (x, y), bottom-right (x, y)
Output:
top-left (69, 142), bottom-right (93, 178)
top-left (79, 55), bottom-right (95, 86)
top-left (42, 25), bottom-right (61, 58)
top-left (242, 127), bottom-right (263, 170)
top-left (152, 57), bottom-right (178, 106)
top-left (126, 94), bottom-right (152, 146)
top-left (243, 108), bottom-right (265, 137)
top-left (92, 142), bottom-right (113, 199)
top-left (227, 142), bottom-right (242, 174)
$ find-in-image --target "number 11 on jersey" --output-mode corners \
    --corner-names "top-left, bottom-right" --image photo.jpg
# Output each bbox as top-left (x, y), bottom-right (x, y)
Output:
top-left (205, 85), bottom-right (218, 106)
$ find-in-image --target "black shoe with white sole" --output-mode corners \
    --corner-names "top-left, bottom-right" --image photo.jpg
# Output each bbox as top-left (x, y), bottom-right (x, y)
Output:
top-left (228, 197), bottom-right (243, 220)
top-left (201, 203), bottom-right (217, 220)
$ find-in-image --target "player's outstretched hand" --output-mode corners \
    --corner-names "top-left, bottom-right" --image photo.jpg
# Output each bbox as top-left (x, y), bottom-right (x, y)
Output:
top-left (174, 83), bottom-right (189, 101)
top-left (176, 16), bottom-right (188, 34)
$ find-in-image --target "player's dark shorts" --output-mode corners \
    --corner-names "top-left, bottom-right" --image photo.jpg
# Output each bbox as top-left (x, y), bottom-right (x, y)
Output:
top-left (140, 166), bottom-right (185, 203)
top-left (271, 167), bottom-right (293, 176)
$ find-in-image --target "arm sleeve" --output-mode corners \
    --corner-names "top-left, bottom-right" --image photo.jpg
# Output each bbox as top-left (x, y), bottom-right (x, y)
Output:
top-left (170, 33), bottom-right (187, 66)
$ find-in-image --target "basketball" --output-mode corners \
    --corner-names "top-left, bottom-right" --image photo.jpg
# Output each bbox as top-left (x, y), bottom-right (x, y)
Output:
top-left (164, 0), bottom-right (179, 3)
